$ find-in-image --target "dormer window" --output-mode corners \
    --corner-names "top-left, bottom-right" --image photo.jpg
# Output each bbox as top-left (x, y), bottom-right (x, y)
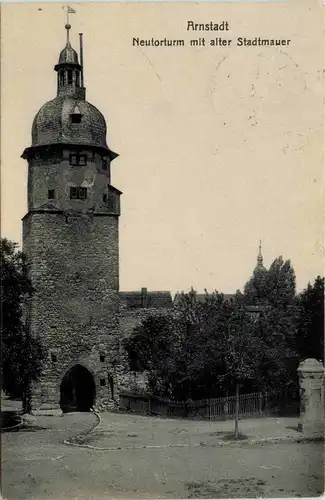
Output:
top-left (71, 114), bottom-right (82, 124)
top-left (69, 153), bottom-right (87, 166)
top-left (70, 104), bottom-right (83, 124)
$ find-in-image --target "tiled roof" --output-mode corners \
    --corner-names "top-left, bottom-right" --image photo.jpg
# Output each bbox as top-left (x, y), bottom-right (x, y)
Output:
top-left (120, 290), bottom-right (173, 309)
top-left (195, 293), bottom-right (236, 303)
top-left (173, 292), bottom-right (266, 313)
top-left (173, 292), bottom-right (236, 305)
top-left (23, 96), bottom-right (117, 161)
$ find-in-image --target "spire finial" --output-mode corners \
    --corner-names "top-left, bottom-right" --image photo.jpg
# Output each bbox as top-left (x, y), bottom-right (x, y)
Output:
top-left (65, 23), bottom-right (71, 44)
top-left (62, 5), bottom-right (76, 45)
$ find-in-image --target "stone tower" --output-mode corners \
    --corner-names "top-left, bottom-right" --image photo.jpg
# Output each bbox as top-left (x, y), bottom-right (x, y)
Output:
top-left (21, 22), bottom-right (122, 412)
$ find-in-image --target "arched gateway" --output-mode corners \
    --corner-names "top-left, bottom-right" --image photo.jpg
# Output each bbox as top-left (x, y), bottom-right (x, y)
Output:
top-left (60, 364), bottom-right (96, 413)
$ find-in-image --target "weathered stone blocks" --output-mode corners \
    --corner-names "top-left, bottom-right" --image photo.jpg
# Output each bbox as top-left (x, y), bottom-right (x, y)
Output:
top-left (23, 210), bottom-right (121, 411)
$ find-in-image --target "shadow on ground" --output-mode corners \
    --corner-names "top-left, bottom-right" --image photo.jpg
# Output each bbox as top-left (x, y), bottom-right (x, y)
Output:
top-left (209, 430), bottom-right (249, 441)
top-left (1, 411), bottom-right (21, 432)
top-left (286, 425), bottom-right (300, 432)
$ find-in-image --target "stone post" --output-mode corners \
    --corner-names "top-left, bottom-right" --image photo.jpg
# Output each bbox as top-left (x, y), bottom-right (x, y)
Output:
top-left (297, 358), bottom-right (324, 438)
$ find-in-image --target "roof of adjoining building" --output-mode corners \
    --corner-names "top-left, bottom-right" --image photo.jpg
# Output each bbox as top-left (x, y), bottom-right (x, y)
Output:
top-left (173, 292), bottom-right (236, 305)
top-left (120, 290), bottom-right (173, 309)
top-left (173, 292), bottom-right (267, 314)
top-left (195, 293), bottom-right (236, 303)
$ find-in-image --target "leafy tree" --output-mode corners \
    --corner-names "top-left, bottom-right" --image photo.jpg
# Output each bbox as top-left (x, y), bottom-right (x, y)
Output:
top-left (165, 289), bottom-right (238, 402)
top-left (244, 267), bottom-right (268, 305)
top-left (124, 260), bottom-right (302, 422)
top-left (266, 257), bottom-right (296, 307)
top-left (171, 289), bottom-right (206, 403)
top-left (124, 289), bottom-right (263, 411)
top-left (234, 289), bottom-right (245, 305)
top-left (243, 255), bottom-right (299, 398)
top-left (1, 238), bottom-right (30, 397)
top-left (1, 238), bottom-right (46, 412)
top-left (124, 314), bottom-right (172, 372)
top-left (253, 305), bottom-right (299, 394)
top-left (123, 313), bottom-right (176, 397)
top-left (124, 290), bottom-right (220, 401)
top-left (244, 256), bottom-right (296, 307)
top-left (296, 276), bottom-right (324, 362)
top-left (217, 304), bottom-right (262, 436)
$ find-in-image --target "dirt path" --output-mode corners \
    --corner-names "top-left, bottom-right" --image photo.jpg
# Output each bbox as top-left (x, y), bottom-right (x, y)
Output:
top-left (2, 412), bottom-right (324, 499)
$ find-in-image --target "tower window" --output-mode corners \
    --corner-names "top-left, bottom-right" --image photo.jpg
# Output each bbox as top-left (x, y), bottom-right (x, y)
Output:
top-left (60, 71), bottom-right (65, 85)
top-left (102, 194), bottom-right (108, 203)
top-left (102, 159), bottom-right (108, 170)
top-left (48, 189), bottom-right (55, 200)
top-left (69, 153), bottom-right (87, 166)
top-left (51, 353), bottom-right (57, 363)
top-left (70, 187), bottom-right (87, 200)
top-left (100, 354), bottom-right (105, 362)
top-left (100, 378), bottom-right (106, 387)
top-left (76, 72), bottom-right (80, 87)
top-left (67, 69), bottom-right (73, 85)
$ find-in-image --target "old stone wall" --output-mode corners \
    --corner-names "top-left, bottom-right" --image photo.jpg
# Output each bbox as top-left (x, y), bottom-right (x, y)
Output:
top-left (23, 210), bottom-right (120, 410)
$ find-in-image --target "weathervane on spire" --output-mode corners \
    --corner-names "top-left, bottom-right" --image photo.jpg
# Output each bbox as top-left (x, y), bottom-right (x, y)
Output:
top-left (62, 5), bottom-right (76, 44)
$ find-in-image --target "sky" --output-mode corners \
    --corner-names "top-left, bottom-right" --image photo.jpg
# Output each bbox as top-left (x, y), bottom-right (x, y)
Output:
top-left (1, 0), bottom-right (324, 295)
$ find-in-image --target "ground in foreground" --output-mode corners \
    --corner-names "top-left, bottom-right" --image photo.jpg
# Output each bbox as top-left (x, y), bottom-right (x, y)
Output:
top-left (2, 411), bottom-right (324, 499)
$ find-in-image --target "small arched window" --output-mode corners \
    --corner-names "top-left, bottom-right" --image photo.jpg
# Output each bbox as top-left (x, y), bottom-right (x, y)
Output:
top-left (60, 71), bottom-right (65, 86)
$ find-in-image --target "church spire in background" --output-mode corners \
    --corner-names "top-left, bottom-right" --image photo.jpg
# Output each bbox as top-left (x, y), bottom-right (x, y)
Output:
top-left (257, 240), bottom-right (264, 268)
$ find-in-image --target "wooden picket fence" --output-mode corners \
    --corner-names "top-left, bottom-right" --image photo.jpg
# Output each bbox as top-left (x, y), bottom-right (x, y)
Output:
top-left (119, 390), bottom-right (298, 420)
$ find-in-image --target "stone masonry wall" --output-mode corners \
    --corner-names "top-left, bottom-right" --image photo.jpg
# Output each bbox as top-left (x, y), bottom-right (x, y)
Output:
top-left (28, 147), bottom-right (117, 214)
top-left (23, 210), bottom-right (121, 410)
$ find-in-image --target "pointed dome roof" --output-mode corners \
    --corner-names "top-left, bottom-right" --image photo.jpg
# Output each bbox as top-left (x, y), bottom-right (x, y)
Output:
top-left (58, 42), bottom-right (79, 65)
top-left (22, 21), bottom-right (118, 162)
top-left (29, 96), bottom-right (117, 159)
